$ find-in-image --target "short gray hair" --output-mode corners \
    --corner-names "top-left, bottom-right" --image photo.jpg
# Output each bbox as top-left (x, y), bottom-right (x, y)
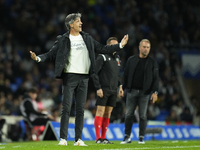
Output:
top-left (65, 13), bottom-right (81, 30)
top-left (139, 39), bottom-right (151, 46)
top-left (106, 37), bottom-right (118, 45)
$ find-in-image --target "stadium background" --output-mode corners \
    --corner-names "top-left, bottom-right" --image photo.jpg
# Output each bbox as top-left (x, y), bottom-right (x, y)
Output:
top-left (0, 0), bottom-right (200, 142)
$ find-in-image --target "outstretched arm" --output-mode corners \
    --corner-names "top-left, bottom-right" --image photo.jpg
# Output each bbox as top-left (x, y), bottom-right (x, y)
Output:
top-left (93, 34), bottom-right (129, 54)
top-left (29, 36), bottom-right (61, 62)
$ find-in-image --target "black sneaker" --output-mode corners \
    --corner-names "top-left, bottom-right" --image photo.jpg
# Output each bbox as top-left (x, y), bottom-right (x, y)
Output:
top-left (120, 135), bottom-right (131, 144)
top-left (102, 139), bottom-right (113, 144)
top-left (138, 137), bottom-right (145, 144)
top-left (96, 138), bottom-right (103, 144)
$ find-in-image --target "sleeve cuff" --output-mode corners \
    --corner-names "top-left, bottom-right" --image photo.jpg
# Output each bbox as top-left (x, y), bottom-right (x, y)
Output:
top-left (36, 56), bottom-right (41, 62)
top-left (153, 91), bottom-right (158, 95)
top-left (119, 43), bottom-right (124, 49)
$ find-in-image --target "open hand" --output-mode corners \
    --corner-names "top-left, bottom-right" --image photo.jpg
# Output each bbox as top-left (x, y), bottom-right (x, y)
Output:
top-left (118, 86), bottom-right (124, 98)
top-left (150, 93), bottom-right (157, 103)
top-left (121, 34), bottom-right (129, 47)
top-left (30, 51), bottom-right (37, 61)
top-left (97, 89), bottom-right (103, 98)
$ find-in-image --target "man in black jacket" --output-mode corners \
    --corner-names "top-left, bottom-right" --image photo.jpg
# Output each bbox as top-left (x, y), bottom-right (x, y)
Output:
top-left (93, 37), bottom-right (124, 144)
top-left (120, 39), bottom-right (159, 144)
top-left (30, 13), bottom-right (128, 146)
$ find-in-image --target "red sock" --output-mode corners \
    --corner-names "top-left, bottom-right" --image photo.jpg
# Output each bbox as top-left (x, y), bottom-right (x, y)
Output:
top-left (94, 116), bottom-right (103, 141)
top-left (101, 117), bottom-right (110, 139)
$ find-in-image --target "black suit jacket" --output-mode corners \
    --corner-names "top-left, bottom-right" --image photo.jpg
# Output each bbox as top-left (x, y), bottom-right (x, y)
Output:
top-left (38, 31), bottom-right (121, 79)
top-left (123, 55), bottom-right (159, 94)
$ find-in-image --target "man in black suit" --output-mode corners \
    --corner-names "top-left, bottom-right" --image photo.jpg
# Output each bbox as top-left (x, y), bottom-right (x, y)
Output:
top-left (30, 13), bottom-right (128, 146)
top-left (120, 39), bottom-right (159, 144)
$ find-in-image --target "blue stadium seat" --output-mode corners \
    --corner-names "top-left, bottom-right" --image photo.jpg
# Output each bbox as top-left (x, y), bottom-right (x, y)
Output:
top-left (15, 77), bottom-right (22, 86)
top-left (155, 110), bottom-right (169, 121)
top-left (10, 84), bottom-right (18, 92)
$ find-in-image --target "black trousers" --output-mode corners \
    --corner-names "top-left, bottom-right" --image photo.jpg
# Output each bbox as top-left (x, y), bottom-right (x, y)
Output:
top-left (60, 74), bottom-right (89, 141)
top-left (124, 89), bottom-right (150, 139)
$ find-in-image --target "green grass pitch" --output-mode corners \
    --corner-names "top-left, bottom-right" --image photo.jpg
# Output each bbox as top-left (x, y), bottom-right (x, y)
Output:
top-left (1, 140), bottom-right (200, 150)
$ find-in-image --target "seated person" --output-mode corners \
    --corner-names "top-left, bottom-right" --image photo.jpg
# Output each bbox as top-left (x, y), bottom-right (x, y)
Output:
top-left (0, 117), bottom-right (6, 141)
top-left (20, 88), bottom-right (55, 126)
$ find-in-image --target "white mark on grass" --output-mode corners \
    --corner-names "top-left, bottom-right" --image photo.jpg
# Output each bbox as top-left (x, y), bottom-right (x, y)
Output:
top-left (13, 145), bottom-right (21, 148)
top-left (101, 145), bottom-right (200, 150)
top-left (0, 147), bottom-right (5, 149)
top-left (162, 141), bottom-right (169, 143)
top-left (171, 140), bottom-right (178, 143)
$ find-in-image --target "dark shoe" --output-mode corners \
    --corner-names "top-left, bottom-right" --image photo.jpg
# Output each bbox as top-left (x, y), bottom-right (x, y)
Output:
top-left (96, 138), bottom-right (103, 144)
top-left (120, 135), bottom-right (131, 144)
top-left (102, 139), bottom-right (113, 144)
top-left (138, 137), bottom-right (145, 144)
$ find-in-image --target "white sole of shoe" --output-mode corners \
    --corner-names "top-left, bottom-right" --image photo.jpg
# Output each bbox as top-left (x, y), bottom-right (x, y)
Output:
top-left (74, 144), bottom-right (87, 146)
top-left (120, 142), bottom-right (131, 144)
top-left (58, 143), bottom-right (67, 146)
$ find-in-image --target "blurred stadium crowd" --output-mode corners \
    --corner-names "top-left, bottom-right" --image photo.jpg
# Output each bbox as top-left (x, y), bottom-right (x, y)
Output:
top-left (0, 0), bottom-right (200, 126)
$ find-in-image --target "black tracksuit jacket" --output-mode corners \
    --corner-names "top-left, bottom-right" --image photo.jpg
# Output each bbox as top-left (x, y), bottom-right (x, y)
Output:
top-left (20, 94), bottom-right (47, 123)
top-left (93, 53), bottom-right (121, 92)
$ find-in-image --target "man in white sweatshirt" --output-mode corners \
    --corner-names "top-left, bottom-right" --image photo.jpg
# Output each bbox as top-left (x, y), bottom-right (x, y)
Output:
top-left (30, 12), bottom-right (128, 146)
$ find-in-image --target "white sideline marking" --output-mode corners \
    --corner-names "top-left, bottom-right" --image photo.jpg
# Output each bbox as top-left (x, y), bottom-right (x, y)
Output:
top-left (101, 145), bottom-right (200, 150)
top-left (0, 147), bottom-right (5, 149)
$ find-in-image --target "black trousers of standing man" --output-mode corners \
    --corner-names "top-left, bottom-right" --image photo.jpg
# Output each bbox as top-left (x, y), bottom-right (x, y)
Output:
top-left (60, 73), bottom-right (89, 141)
top-left (124, 89), bottom-right (150, 139)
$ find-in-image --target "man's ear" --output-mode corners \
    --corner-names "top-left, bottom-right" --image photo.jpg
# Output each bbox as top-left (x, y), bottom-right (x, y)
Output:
top-left (69, 23), bottom-right (73, 28)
